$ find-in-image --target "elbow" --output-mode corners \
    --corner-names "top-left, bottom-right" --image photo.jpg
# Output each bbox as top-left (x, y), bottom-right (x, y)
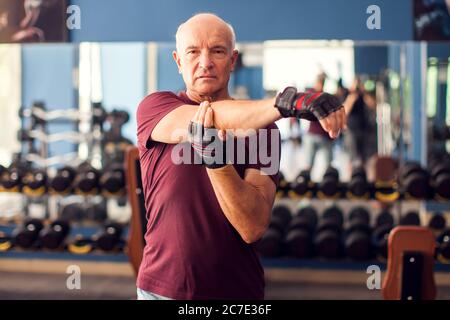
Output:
top-left (241, 228), bottom-right (267, 244)
top-left (240, 210), bottom-right (271, 244)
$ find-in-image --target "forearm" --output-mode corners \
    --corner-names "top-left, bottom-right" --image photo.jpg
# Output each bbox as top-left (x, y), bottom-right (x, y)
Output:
top-left (206, 166), bottom-right (271, 243)
top-left (152, 97), bottom-right (281, 143)
top-left (210, 97), bottom-right (281, 132)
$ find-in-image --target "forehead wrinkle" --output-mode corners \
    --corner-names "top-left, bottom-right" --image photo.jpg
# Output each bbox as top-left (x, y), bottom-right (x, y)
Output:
top-left (181, 32), bottom-right (231, 53)
top-left (176, 14), bottom-right (235, 52)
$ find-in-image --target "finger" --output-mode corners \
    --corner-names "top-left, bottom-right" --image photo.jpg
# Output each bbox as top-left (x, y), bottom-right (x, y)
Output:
top-left (218, 129), bottom-right (227, 141)
top-left (331, 111), bottom-right (340, 136)
top-left (340, 108), bottom-right (348, 130)
top-left (325, 115), bottom-right (334, 132)
top-left (334, 108), bottom-right (343, 132)
top-left (204, 107), bottom-right (214, 128)
top-left (333, 107), bottom-right (342, 131)
top-left (197, 101), bottom-right (209, 124)
top-left (325, 115), bottom-right (337, 139)
top-left (193, 102), bottom-right (203, 122)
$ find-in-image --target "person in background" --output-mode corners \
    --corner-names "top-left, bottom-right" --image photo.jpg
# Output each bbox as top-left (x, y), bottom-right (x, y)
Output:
top-left (342, 77), bottom-right (377, 171)
top-left (302, 72), bottom-right (335, 176)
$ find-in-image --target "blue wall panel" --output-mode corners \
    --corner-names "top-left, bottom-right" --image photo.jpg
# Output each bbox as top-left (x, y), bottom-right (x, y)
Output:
top-left (428, 43), bottom-right (450, 59)
top-left (234, 67), bottom-right (264, 100)
top-left (100, 43), bottom-right (147, 143)
top-left (70, 0), bottom-right (413, 42)
top-left (21, 44), bottom-right (77, 158)
top-left (156, 43), bottom-right (186, 92)
top-left (354, 45), bottom-right (388, 75)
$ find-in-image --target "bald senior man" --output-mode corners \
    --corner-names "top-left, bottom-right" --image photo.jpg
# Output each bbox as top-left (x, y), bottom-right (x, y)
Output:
top-left (136, 13), bottom-right (346, 300)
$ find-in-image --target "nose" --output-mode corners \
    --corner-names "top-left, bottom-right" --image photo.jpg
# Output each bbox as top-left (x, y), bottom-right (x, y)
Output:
top-left (198, 51), bottom-right (213, 70)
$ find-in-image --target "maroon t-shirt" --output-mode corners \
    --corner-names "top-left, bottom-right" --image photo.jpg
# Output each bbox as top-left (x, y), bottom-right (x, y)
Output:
top-left (136, 91), bottom-right (280, 300)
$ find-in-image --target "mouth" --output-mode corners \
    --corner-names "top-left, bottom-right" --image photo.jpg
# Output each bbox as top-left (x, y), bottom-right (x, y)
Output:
top-left (197, 75), bottom-right (216, 80)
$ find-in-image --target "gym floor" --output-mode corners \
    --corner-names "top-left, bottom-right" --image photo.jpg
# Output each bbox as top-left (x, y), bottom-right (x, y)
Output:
top-left (1, 270), bottom-right (450, 300)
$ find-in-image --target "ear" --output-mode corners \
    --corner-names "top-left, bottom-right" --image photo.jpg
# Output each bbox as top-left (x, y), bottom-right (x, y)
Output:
top-left (230, 49), bottom-right (239, 72)
top-left (172, 50), bottom-right (182, 74)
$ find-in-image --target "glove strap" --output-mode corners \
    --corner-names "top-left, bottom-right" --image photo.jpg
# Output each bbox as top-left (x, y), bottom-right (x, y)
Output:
top-left (188, 121), bottom-right (227, 169)
top-left (274, 87), bottom-right (297, 117)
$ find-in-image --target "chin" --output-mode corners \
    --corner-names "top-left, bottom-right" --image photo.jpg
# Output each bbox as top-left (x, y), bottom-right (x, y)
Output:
top-left (195, 85), bottom-right (220, 96)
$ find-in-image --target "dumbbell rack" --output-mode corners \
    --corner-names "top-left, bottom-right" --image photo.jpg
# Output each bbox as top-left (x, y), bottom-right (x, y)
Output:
top-left (0, 101), bottom-right (132, 264)
top-left (256, 194), bottom-right (450, 294)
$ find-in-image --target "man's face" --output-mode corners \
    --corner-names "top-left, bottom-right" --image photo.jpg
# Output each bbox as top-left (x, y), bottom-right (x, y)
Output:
top-left (173, 21), bottom-right (238, 99)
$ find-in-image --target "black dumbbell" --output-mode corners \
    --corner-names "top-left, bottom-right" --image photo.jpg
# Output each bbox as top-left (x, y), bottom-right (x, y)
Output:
top-left (17, 129), bottom-right (33, 142)
top-left (94, 222), bottom-right (124, 252)
top-left (103, 137), bottom-right (134, 165)
top-left (400, 211), bottom-right (421, 226)
top-left (372, 224), bottom-right (392, 261)
top-left (289, 170), bottom-right (313, 198)
top-left (344, 207), bottom-right (372, 260)
top-left (103, 109), bottom-right (131, 149)
top-left (0, 164), bottom-right (6, 191)
top-left (12, 218), bottom-right (44, 249)
top-left (100, 163), bottom-right (126, 196)
top-left (85, 202), bottom-right (108, 222)
top-left (348, 166), bottom-right (370, 198)
top-left (257, 228), bottom-right (283, 257)
top-left (60, 202), bottom-right (84, 221)
top-left (314, 206), bottom-right (344, 259)
top-left (432, 123), bottom-right (450, 141)
top-left (428, 212), bottom-right (447, 231)
top-left (48, 166), bottom-right (76, 194)
top-left (257, 204), bottom-right (291, 257)
top-left (22, 169), bottom-right (47, 197)
top-left (285, 206), bottom-right (317, 258)
top-left (430, 162), bottom-right (450, 200)
top-left (348, 206), bottom-right (370, 225)
top-left (109, 109), bottom-right (130, 126)
top-left (73, 162), bottom-right (101, 195)
top-left (39, 220), bottom-right (71, 250)
top-left (276, 172), bottom-right (290, 199)
top-left (402, 162), bottom-right (430, 199)
top-left (68, 234), bottom-right (96, 254)
top-left (92, 102), bottom-right (107, 127)
top-left (322, 205), bottom-right (344, 226)
top-left (436, 229), bottom-right (450, 264)
top-left (0, 165), bottom-right (25, 192)
top-left (375, 210), bottom-right (394, 228)
top-left (0, 231), bottom-right (13, 251)
top-left (318, 166), bottom-right (340, 198)
top-left (272, 204), bottom-right (292, 229)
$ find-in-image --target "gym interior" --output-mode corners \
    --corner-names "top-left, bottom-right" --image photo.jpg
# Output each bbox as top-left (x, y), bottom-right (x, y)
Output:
top-left (0, 0), bottom-right (450, 300)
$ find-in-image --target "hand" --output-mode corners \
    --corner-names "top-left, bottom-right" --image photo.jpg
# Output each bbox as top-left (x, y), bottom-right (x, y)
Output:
top-left (274, 87), bottom-right (347, 139)
top-left (188, 101), bottom-right (228, 169)
top-left (317, 107), bottom-right (347, 139)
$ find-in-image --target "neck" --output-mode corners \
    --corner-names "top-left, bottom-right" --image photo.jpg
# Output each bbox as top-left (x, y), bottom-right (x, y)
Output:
top-left (185, 89), bottom-right (231, 103)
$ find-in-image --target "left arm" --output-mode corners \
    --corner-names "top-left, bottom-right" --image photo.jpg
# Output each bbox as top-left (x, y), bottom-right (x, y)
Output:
top-left (190, 102), bottom-right (276, 243)
top-left (206, 167), bottom-right (276, 244)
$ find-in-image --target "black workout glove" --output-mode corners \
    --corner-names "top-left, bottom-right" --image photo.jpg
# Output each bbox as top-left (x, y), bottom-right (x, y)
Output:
top-left (274, 86), bottom-right (343, 121)
top-left (188, 121), bottom-right (228, 169)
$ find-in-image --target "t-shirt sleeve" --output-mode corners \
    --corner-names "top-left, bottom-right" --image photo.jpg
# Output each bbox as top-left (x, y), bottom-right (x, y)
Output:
top-left (245, 123), bottom-right (281, 187)
top-left (136, 91), bottom-right (188, 150)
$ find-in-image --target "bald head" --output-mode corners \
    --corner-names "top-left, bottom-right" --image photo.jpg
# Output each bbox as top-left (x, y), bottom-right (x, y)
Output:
top-left (172, 13), bottom-right (239, 102)
top-left (175, 13), bottom-right (236, 53)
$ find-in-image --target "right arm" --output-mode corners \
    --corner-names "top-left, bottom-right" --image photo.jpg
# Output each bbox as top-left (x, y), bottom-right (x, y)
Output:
top-left (151, 98), bottom-right (281, 144)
